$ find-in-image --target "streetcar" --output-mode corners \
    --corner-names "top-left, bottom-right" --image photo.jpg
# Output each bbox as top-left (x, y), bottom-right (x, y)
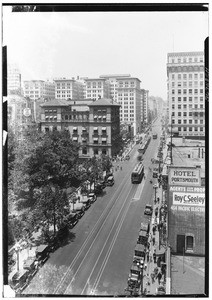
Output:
top-left (131, 162), bottom-right (144, 184)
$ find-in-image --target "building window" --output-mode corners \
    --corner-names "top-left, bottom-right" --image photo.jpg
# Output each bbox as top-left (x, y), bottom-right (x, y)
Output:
top-left (200, 127), bottom-right (203, 131)
top-left (195, 127), bottom-right (198, 132)
top-left (189, 97), bottom-right (192, 102)
top-left (178, 105), bottom-right (181, 109)
top-left (172, 97), bottom-right (175, 102)
top-left (82, 147), bottom-right (87, 155)
top-left (189, 127), bottom-right (192, 131)
top-left (178, 89), bottom-right (181, 94)
top-left (183, 105), bottom-right (187, 109)
top-left (172, 74), bottom-right (175, 79)
top-left (183, 74), bottom-right (187, 79)
top-left (183, 97), bottom-right (187, 102)
top-left (178, 120), bottom-right (181, 124)
top-left (45, 127), bottom-right (49, 132)
top-left (178, 112), bottom-right (181, 116)
top-left (194, 89), bottom-right (198, 94)
top-left (183, 89), bottom-right (187, 94)
top-left (178, 127), bottom-right (181, 131)
top-left (189, 89), bottom-right (192, 94)
top-left (183, 112), bottom-right (187, 116)
top-left (172, 90), bottom-right (175, 94)
top-left (178, 97), bottom-right (181, 102)
top-left (189, 112), bottom-right (192, 116)
top-left (200, 89), bottom-right (203, 94)
top-left (183, 127), bottom-right (187, 131)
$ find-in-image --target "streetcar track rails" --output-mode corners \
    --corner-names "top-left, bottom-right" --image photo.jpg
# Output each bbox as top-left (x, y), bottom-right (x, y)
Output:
top-left (53, 160), bottom-right (137, 294)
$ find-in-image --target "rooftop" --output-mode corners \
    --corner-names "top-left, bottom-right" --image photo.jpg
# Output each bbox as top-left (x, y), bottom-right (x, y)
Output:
top-left (88, 98), bottom-right (120, 107)
top-left (40, 99), bottom-right (69, 107)
top-left (171, 254), bottom-right (205, 295)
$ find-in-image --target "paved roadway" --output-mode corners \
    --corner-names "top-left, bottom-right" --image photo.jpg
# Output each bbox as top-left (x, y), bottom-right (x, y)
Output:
top-left (23, 118), bottom-right (162, 296)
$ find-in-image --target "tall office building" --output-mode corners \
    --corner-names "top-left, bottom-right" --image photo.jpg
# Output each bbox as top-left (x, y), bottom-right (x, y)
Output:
top-left (83, 78), bottom-right (110, 100)
top-left (141, 89), bottom-right (149, 125)
top-left (23, 80), bottom-right (55, 101)
top-left (8, 64), bottom-right (22, 95)
top-left (100, 74), bottom-right (142, 136)
top-left (167, 51), bottom-right (205, 139)
top-left (54, 78), bottom-right (84, 101)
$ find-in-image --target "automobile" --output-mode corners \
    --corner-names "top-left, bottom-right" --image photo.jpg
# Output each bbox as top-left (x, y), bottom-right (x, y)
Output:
top-left (125, 155), bottom-right (130, 160)
top-left (106, 176), bottom-right (115, 186)
top-left (95, 183), bottom-right (104, 194)
top-left (144, 204), bottom-right (153, 216)
top-left (156, 285), bottom-right (166, 295)
top-left (88, 193), bottom-right (97, 203)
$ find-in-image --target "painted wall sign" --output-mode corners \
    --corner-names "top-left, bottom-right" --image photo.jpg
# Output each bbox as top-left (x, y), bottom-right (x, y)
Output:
top-left (169, 167), bottom-right (201, 186)
top-left (173, 192), bottom-right (205, 206)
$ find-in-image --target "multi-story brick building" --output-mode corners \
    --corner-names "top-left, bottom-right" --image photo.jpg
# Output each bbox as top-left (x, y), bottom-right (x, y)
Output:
top-left (54, 78), bottom-right (84, 101)
top-left (167, 51), bottom-right (205, 139)
top-left (40, 98), bottom-right (121, 158)
top-left (23, 80), bottom-right (55, 101)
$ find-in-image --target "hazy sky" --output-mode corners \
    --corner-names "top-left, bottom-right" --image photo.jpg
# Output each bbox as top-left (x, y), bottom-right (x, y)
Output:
top-left (3, 6), bottom-right (208, 100)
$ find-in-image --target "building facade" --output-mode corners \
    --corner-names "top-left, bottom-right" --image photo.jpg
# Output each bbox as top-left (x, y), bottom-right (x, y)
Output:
top-left (8, 64), bottom-right (22, 95)
top-left (83, 78), bottom-right (110, 101)
top-left (23, 80), bottom-right (55, 101)
top-left (167, 51), bottom-right (205, 139)
top-left (54, 78), bottom-right (84, 101)
top-left (40, 98), bottom-right (121, 158)
top-left (100, 74), bottom-right (142, 136)
top-left (141, 89), bottom-right (149, 125)
top-left (167, 166), bottom-right (205, 256)
top-left (7, 95), bottom-right (36, 139)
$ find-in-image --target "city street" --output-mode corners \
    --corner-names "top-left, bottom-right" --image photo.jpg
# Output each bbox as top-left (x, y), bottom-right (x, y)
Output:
top-left (23, 120), bottom-right (162, 296)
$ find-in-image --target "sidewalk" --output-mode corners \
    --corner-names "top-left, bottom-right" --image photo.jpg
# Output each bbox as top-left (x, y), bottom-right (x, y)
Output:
top-left (142, 181), bottom-right (167, 296)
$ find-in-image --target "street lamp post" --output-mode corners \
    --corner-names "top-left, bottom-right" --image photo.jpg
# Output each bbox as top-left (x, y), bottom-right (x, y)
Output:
top-left (15, 244), bottom-right (20, 272)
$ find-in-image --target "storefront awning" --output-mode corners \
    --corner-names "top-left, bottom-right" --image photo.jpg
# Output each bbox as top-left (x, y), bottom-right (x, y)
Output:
top-left (93, 138), bottom-right (98, 141)
top-left (93, 127), bottom-right (98, 131)
top-left (73, 137), bottom-right (78, 141)
top-left (102, 138), bottom-right (107, 141)
top-left (73, 127), bottom-right (77, 130)
top-left (102, 127), bottom-right (106, 131)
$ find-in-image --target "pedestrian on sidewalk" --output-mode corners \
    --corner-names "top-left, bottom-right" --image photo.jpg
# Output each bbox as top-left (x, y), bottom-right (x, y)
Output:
top-left (146, 252), bottom-right (149, 262)
top-left (153, 252), bottom-right (157, 263)
top-left (151, 273), bottom-right (155, 284)
top-left (152, 237), bottom-right (155, 246)
top-left (157, 271), bottom-right (162, 284)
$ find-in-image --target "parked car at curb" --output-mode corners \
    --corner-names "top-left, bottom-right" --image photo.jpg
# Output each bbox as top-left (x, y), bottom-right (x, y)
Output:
top-left (156, 285), bottom-right (166, 295)
top-left (144, 204), bottom-right (153, 216)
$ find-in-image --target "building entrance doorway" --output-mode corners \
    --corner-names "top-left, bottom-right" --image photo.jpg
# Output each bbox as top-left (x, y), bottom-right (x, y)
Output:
top-left (177, 235), bottom-right (185, 254)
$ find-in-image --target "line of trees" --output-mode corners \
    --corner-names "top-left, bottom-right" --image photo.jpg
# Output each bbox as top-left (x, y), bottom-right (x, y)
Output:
top-left (8, 126), bottom-right (112, 246)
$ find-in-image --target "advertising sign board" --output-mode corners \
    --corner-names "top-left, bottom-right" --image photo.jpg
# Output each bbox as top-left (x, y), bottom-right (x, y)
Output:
top-left (169, 185), bottom-right (205, 213)
top-left (169, 167), bottom-right (201, 186)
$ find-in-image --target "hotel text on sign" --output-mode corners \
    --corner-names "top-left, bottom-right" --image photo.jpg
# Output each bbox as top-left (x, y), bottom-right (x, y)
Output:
top-left (169, 168), bottom-right (200, 186)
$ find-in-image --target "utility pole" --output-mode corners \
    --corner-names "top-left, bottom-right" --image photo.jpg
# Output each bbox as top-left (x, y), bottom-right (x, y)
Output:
top-left (170, 115), bottom-right (173, 165)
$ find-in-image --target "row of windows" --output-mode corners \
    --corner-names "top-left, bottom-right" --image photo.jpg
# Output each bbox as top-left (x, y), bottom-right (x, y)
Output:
top-left (172, 97), bottom-right (204, 102)
top-left (178, 127), bottom-right (204, 131)
top-left (171, 104), bottom-right (204, 110)
top-left (172, 89), bottom-right (204, 94)
top-left (170, 56), bottom-right (203, 64)
top-left (173, 119), bottom-right (204, 124)
top-left (87, 82), bottom-right (103, 88)
top-left (171, 81), bottom-right (204, 87)
top-left (171, 73), bottom-right (204, 80)
top-left (171, 111), bottom-right (204, 117)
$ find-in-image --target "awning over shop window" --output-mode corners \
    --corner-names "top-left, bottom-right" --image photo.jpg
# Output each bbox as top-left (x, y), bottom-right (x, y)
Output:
top-left (73, 137), bottom-right (78, 141)
top-left (93, 138), bottom-right (98, 141)
top-left (93, 127), bottom-right (98, 131)
top-left (73, 127), bottom-right (77, 130)
top-left (102, 138), bottom-right (107, 141)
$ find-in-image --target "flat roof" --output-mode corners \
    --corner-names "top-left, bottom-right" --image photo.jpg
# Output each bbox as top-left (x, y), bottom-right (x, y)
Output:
top-left (171, 254), bottom-right (205, 295)
top-left (88, 98), bottom-right (120, 107)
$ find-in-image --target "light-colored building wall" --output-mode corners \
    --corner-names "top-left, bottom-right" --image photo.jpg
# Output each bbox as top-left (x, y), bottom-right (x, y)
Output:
top-left (8, 64), bottom-right (22, 94)
top-left (167, 51), bottom-right (205, 139)
top-left (23, 80), bottom-right (55, 101)
top-left (84, 78), bottom-right (110, 101)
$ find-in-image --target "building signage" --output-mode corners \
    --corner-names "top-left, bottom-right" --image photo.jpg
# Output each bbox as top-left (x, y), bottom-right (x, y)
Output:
top-left (169, 167), bottom-right (201, 186)
top-left (173, 192), bottom-right (205, 206)
top-left (169, 185), bottom-right (205, 213)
